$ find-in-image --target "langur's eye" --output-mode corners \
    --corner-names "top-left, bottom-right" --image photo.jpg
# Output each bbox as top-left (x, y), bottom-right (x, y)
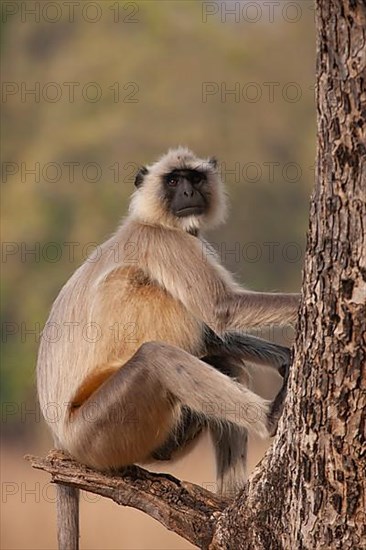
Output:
top-left (192, 173), bottom-right (205, 185)
top-left (168, 176), bottom-right (179, 186)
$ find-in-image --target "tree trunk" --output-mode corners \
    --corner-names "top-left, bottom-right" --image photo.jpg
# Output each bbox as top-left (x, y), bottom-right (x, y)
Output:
top-left (211, 1), bottom-right (366, 548)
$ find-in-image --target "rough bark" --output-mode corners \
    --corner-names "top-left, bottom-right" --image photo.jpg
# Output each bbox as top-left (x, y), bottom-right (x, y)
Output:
top-left (26, 450), bottom-right (230, 549)
top-left (211, 0), bottom-right (366, 548)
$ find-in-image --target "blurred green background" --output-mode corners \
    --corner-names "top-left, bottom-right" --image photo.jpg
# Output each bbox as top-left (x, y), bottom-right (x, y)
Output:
top-left (1, 1), bottom-right (315, 548)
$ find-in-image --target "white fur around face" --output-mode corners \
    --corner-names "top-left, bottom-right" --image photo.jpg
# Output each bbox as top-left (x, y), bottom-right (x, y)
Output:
top-left (129, 147), bottom-right (228, 232)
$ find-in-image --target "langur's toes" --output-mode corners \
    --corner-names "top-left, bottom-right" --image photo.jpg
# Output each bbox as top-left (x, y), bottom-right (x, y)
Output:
top-left (278, 348), bottom-right (293, 379)
top-left (267, 373), bottom-right (289, 436)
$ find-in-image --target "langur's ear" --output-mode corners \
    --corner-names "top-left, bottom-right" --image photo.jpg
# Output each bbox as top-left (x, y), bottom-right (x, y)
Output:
top-left (209, 157), bottom-right (218, 169)
top-left (134, 166), bottom-right (148, 188)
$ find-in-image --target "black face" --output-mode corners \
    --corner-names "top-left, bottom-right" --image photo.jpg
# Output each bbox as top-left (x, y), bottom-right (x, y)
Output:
top-left (163, 169), bottom-right (208, 217)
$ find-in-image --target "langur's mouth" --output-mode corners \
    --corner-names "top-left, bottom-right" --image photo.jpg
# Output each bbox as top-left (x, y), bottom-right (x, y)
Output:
top-left (175, 206), bottom-right (206, 217)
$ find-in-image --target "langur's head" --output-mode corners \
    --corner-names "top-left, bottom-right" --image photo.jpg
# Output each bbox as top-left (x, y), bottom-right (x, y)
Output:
top-left (129, 147), bottom-right (228, 233)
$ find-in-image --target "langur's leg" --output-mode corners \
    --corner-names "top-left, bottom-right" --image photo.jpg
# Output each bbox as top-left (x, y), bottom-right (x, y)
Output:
top-left (203, 353), bottom-right (248, 496)
top-left (202, 333), bottom-right (293, 492)
top-left (151, 407), bottom-right (204, 461)
top-left (204, 327), bottom-right (293, 430)
top-left (152, 353), bottom-right (251, 497)
top-left (65, 341), bottom-right (273, 470)
top-left (213, 332), bottom-right (293, 436)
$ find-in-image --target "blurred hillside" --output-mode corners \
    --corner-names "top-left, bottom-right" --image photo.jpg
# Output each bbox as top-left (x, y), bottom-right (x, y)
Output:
top-left (1, 0), bottom-right (315, 410)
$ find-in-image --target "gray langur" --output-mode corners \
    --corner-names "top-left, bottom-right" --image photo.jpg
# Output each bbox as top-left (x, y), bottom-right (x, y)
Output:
top-left (37, 147), bottom-right (299, 499)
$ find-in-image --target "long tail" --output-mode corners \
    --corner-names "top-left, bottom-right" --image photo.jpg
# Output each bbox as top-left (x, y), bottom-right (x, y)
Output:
top-left (211, 423), bottom-right (248, 496)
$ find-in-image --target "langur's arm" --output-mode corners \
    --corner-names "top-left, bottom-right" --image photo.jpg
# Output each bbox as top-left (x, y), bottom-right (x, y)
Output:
top-left (137, 225), bottom-right (300, 331)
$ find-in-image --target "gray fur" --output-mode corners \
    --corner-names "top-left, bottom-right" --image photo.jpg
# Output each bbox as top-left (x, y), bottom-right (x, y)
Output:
top-left (37, 148), bottom-right (299, 497)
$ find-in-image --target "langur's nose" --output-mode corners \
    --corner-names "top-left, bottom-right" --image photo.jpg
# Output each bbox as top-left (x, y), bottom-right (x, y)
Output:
top-left (182, 180), bottom-right (194, 197)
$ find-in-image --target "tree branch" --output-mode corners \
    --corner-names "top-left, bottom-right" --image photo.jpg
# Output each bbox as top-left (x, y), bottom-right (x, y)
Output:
top-left (25, 450), bottom-right (231, 549)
